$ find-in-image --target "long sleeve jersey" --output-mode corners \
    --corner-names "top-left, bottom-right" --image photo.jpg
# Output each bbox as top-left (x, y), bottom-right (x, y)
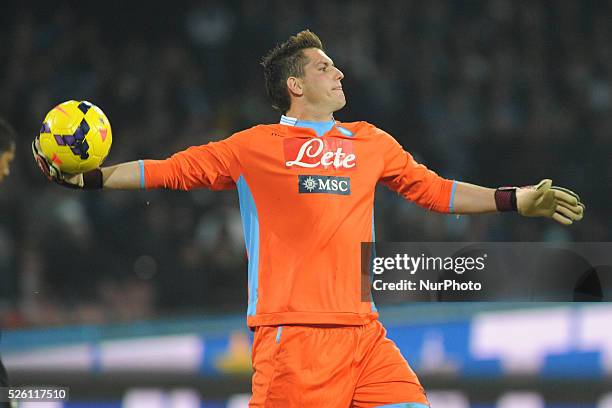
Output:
top-left (143, 120), bottom-right (455, 327)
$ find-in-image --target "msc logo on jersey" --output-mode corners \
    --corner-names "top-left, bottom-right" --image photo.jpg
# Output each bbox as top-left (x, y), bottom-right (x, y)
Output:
top-left (284, 138), bottom-right (356, 170)
top-left (298, 175), bottom-right (350, 195)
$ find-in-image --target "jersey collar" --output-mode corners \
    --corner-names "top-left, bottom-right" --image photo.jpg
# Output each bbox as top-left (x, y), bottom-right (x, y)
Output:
top-left (278, 115), bottom-right (355, 138)
top-left (280, 115), bottom-right (335, 137)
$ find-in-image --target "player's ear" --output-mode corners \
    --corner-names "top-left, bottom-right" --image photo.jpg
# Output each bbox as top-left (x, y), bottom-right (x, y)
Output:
top-left (287, 77), bottom-right (303, 97)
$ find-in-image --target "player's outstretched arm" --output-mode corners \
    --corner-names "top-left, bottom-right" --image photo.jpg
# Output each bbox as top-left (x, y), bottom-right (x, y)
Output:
top-left (32, 138), bottom-right (142, 189)
top-left (450, 182), bottom-right (497, 214)
top-left (452, 180), bottom-right (585, 226)
top-left (101, 162), bottom-right (142, 189)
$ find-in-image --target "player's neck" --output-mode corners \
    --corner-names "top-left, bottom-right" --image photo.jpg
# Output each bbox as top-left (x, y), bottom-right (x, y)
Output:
top-left (285, 106), bottom-right (334, 122)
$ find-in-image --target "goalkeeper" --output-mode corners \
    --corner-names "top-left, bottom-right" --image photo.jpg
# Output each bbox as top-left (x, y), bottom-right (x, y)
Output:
top-left (33, 30), bottom-right (583, 408)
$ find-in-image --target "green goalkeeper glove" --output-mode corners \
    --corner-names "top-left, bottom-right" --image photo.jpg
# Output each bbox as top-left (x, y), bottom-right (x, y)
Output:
top-left (516, 179), bottom-right (585, 226)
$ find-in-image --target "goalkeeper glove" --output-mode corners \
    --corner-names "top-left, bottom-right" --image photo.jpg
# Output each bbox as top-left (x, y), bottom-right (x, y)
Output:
top-left (32, 137), bottom-right (103, 189)
top-left (495, 179), bottom-right (585, 226)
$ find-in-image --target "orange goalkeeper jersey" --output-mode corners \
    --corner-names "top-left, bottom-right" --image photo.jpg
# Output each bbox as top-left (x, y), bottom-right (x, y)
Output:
top-left (143, 119), bottom-right (455, 327)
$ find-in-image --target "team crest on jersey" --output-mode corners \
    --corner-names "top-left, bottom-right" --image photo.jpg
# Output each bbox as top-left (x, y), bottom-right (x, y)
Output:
top-left (298, 175), bottom-right (351, 195)
top-left (284, 138), bottom-right (356, 170)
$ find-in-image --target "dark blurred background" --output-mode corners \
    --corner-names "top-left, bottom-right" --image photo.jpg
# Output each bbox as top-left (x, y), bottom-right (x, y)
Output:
top-left (0, 0), bottom-right (610, 327)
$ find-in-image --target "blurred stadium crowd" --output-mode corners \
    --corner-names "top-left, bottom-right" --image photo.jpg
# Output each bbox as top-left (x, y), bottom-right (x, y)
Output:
top-left (0, 0), bottom-right (610, 328)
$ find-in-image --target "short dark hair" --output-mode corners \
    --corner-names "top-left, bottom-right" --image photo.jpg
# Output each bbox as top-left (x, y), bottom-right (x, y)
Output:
top-left (0, 118), bottom-right (16, 152)
top-left (261, 30), bottom-right (324, 114)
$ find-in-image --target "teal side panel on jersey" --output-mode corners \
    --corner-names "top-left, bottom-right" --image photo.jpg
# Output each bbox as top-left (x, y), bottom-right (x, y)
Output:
top-left (237, 175), bottom-right (260, 316)
top-left (275, 326), bottom-right (283, 343)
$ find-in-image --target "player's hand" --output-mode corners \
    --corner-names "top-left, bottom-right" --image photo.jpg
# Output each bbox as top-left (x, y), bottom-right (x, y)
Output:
top-left (516, 179), bottom-right (585, 226)
top-left (31, 137), bottom-right (85, 188)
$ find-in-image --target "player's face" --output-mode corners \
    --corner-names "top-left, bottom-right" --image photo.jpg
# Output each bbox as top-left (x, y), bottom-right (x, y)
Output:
top-left (300, 48), bottom-right (345, 113)
top-left (0, 147), bottom-right (15, 183)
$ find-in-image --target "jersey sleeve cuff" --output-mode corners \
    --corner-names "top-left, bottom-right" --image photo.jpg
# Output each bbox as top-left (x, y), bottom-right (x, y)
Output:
top-left (138, 159), bottom-right (145, 189)
top-left (449, 180), bottom-right (458, 213)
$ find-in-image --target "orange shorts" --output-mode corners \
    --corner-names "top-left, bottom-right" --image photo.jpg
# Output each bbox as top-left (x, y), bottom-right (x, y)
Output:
top-left (249, 319), bottom-right (429, 408)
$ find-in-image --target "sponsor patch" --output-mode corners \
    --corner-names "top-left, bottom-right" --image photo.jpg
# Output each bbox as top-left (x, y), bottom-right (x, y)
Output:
top-left (298, 175), bottom-right (351, 195)
top-left (284, 138), bottom-right (356, 169)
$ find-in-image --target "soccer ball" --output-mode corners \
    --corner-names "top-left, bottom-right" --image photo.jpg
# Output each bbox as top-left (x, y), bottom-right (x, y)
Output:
top-left (38, 100), bottom-right (112, 174)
